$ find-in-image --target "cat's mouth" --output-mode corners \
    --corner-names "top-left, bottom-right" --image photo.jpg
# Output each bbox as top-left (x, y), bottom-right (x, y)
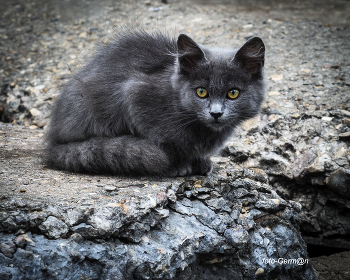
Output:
top-left (206, 119), bottom-right (225, 130)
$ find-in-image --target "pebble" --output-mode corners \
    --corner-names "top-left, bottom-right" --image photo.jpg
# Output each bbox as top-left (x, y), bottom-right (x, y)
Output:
top-left (243, 24), bottom-right (254, 28)
top-left (70, 233), bottom-right (84, 243)
top-left (306, 155), bottom-right (328, 173)
top-left (333, 147), bottom-right (348, 158)
top-left (241, 116), bottom-right (259, 131)
top-left (339, 131), bottom-right (350, 139)
top-left (34, 120), bottom-right (47, 128)
top-left (34, 85), bottom-right (45, 90)
top-left (344, 119), bottom-right (350, 127)
top-left (104, 186), bottom-right (116, 191)
top-left (322, 117), bottom-right (333, 122)
top-left (13, 235), bottom-right (27, 248)
top-left (268, 91), bottom-right (281, 96)
top-left (255, 268), bottom-right (264, 275)
top-left (29, 108), bottom-right (41, 117)
top-left (271, 199), bottom-right (281, 205)
top-left (340, 110), bottom-right (350, 117)
top-left (271, 74), bottom-right (283, 81)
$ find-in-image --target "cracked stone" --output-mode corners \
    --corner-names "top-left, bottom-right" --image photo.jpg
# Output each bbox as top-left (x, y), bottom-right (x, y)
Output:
top-left (0, 242), bottom-right (16, 258)
top-left (326, 168), bottom-right (350, 198)
top-left (39, 216), bottom-right (69, 239)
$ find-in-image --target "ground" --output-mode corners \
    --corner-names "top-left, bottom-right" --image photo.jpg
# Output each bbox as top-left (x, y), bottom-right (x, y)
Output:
top-left (1, 0), bottom-right (350, 279)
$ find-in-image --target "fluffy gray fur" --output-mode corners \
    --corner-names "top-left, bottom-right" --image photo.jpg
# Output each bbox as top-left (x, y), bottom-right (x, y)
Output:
top-left (44, 29), bottom-right (265, 176)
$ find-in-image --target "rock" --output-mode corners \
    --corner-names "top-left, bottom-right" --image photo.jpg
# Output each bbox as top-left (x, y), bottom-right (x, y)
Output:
top-left (344, 118), bottom-right (350, 127)
top-left (34, 85), bottom-right (45, 90)
top-left (2, 217), bottom-right (18, 232)
top-left (291, 150), bottom-right (317, 179)
top-left (34, 120), bottom-right (47, 128)
top-left (224, 226), bottom-right (250, 248)
top-left (241, 116), bottom-right (259, 131)
top-left (306, 154), bottom-right (331, 173)
top-left (13, 235), bottom-right (27, 248)
top-left (339, 131), bottom-right (350, 139)
top-left (289, 201), bottom-right (302, 213)
top-left (39, 216), bottom-right (69, 239)
top-left (0, 160), bottom-right (317, 279)
top-left (104, 186), bottom-right (116, 191)
top-left (63, 209), bottom-right (82, 226)
top-left (322, 116), bottom-right (333, 122)
top-left (0, 242), bottom-right (16, 258)
top-left (72, 223), bottom-right (99, 238)
top-left (255, 268), bottom-right (264, 276)
top-left (221, 142), bottom-right (249, 162)
top-left (333, 146), bottom-right (348, 159)
top-left (267, 108), bottom-right (282, 115)
top-left (311, 250), bottom-right (350, 279)
top-left (243, 168), bottom-right (269, 183)
top-left (326, 169), bottom-right (350, 198)
top-left (271, 74), bottom-right (283, 81)
top-left (70, 233), bottom-right (84, 243)
top-left (268, 91), bottom-right (280, 96)
top-left (260, 152), bottom-right (292, 178)
top-left (0, 270), bottom-right (12, 280)
top-left (255, 197), bottom-right (285, 212)
top-left (340, 110), bottom-right (350, 117)
top-left (29, 108), bottom-right (41, 117)
top-left (69, 249), bottom-right (85, 262)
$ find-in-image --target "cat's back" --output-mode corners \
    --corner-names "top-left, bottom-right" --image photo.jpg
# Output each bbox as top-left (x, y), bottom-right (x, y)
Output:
top-left (97, 30), bottom-right (177, 75)
top-left (47, 30), bottom-right (178, 144)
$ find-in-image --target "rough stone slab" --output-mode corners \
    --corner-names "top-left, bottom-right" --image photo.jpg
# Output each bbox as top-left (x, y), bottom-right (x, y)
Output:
top-left (0, 125), bottom-right (317, 279)
top-left (311, 251), bottom-right (350, 280)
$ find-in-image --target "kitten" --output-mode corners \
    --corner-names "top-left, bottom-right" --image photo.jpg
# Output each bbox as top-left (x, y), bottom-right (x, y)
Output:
top-left (44, 29), bottom-right (265, 177)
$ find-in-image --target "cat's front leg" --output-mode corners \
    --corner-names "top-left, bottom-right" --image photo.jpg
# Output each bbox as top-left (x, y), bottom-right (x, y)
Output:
top-left (191, 157), bottom-right (213, 176)
top-left (166, 162), bottom-right (191, 177)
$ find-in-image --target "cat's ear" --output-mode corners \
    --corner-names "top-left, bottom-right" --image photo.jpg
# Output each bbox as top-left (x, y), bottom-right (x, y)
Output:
top-left (177, 34), bottom-right (206, 72)
top-left (233, 37), bottom-right (265, 75)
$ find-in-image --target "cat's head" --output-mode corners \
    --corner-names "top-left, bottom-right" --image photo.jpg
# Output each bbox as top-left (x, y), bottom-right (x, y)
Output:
top-left (173, 34), bottom-right (265, 131)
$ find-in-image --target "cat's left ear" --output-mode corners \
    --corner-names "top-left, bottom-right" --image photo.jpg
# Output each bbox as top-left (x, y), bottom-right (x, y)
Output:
top-left (233, 37), bottom-right (265, 76)
top-left (177, 34), bottom-right (206, 72)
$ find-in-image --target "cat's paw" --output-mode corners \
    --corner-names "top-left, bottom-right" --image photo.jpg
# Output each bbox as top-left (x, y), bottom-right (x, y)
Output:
top-left (192, 157), bottom-right (213, 176)
top-left (177, 165), bottom-right (193, 177)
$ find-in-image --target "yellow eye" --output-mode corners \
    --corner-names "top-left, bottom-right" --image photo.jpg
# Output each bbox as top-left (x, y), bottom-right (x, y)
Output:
top-left (196, 88), bottom-right (208, 98)
top-left (227, 89), bottom-right (240, 99)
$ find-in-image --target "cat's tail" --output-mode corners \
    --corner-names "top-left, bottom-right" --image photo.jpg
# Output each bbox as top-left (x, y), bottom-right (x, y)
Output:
top-left (44, 136), bottom-right (172, 176)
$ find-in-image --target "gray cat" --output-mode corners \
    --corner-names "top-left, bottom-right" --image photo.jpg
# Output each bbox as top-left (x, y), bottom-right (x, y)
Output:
top-left (45, 29), bottom-right (265, 176)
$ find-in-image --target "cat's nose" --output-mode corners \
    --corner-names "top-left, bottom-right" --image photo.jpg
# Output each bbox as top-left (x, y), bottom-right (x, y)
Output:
top-left (210, 112), bottom-right (223, 120)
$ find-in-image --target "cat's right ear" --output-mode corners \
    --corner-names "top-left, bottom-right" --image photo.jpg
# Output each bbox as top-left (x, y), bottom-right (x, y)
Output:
top-left (233, 37), bottom-right (265, 76)
top-left (177, 34), bottom-right (206, 72)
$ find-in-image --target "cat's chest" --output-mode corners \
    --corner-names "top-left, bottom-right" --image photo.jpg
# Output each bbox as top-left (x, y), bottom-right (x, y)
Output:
top-left (181, 126), bottom-right (228, 156)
